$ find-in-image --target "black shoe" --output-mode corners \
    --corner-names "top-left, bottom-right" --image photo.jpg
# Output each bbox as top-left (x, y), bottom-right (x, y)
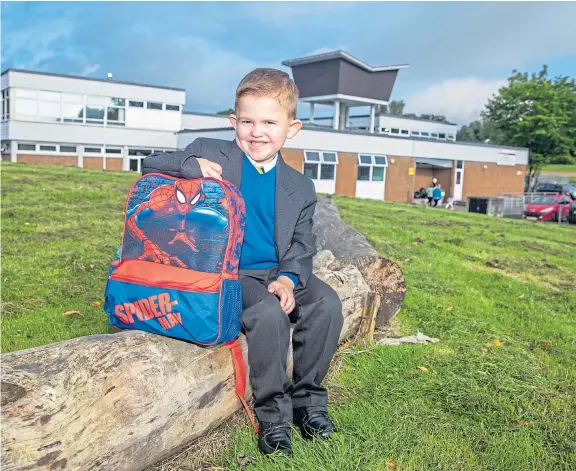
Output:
top-left (258, 421), bottom-right (293, 457)
top-left (293, 406), bottom-right (336, 440)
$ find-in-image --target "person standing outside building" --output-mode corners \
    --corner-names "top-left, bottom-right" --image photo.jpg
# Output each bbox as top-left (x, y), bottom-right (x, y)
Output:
top-left (433, 183), bottom-right (443, 207)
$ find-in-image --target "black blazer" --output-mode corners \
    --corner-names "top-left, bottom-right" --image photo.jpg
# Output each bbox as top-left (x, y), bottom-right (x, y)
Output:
top-left (142, 138), bottom-right (317, 287)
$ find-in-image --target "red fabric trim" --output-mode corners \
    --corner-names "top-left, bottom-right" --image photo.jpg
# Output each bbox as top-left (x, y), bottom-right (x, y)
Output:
top-left (226, 339), bottom-right (258, 434)
top-left (111, 260), bottom-right (221, 293)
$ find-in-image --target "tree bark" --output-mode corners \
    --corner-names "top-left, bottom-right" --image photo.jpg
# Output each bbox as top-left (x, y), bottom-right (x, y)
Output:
top-left (1, 257), bottom-right (375, 471)
top-left (313, 197), bottom-right (406, 327)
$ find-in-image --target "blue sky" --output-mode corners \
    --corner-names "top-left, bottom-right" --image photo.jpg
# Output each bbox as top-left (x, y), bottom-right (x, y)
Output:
top-left (2, 1), bottom-right (575, 124)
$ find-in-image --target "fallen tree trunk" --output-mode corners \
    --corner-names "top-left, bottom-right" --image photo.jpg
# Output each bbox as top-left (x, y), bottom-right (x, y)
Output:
top-left (1, 255), bottom-right (375, 471)
top-left (313, 197), bottom-right (406, 327)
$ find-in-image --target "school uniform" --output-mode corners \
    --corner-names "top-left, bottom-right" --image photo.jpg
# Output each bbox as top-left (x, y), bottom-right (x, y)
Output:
top-left (142, 138), bottom-right (344, 425)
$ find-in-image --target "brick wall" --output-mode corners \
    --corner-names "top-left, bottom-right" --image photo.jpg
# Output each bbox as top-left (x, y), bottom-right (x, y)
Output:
top-left (463, 162), bottom-right (526, 198)
top-left (2, 154), bottom-right (10, 161)
top-left (84, 157), bottom-right (103, 170)
top-left (17, 154), bottom-right (77, 167)
top-left (385, 155), bottom-right (416, 203)
top-left (436, 168), bottom-right (452, 196)
top-left (105, 158), bottom-right (123, 171)
top-left (414, 167), bottom-right (434, 192)
top-left (280, 148), bottom-right (303, 172)
top-left (335, 152), bottom-right (358, 197)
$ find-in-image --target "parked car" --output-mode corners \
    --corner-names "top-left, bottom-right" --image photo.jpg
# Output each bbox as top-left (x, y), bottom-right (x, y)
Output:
top-left (523, 194), bottom-right (572, 222)
top-left (564, 184), bottom-right (576, 200)
top-left (568, 199), bottom-right (576, 224)
top-left (533, 182), bottom-right (576, 199)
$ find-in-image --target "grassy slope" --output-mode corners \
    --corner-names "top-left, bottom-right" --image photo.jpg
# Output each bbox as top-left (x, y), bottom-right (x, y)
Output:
top-left (541, 164), bottom-right (576, 174)
top-left (1, 163), bottom-right (138, 352)
top-left (2, 163), bottom-right (576, 470)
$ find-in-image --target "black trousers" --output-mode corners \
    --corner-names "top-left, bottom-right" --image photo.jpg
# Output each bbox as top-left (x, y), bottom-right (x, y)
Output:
top-left (239, 267), bottom-right (344, 423)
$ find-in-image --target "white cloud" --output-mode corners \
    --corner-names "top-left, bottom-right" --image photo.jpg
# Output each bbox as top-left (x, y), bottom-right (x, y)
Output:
top-left (404, 78), bottom-right (507, 123)
top-left (306, 46), bottom-right (349, 56)
top-left (80, 64), bottom-right (100, 77)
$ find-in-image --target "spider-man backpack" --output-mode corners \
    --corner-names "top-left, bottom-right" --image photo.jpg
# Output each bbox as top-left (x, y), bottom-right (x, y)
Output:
top-left (104, 173), bottom-right (257, 433)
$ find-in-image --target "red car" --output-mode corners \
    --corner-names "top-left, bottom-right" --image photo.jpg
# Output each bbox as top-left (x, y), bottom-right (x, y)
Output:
top-left (524, 194), bottom-right (573, 222)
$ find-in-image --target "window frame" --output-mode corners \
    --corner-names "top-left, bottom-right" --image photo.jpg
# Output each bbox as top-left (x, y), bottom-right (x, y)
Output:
top-left (165, 104), bottom-right (180, 111)
top-left (357, 154), bottom-right (388, 182)
top-left (146, 102), bottom-right (162, 110)
top-left (303, 150), bottom-right (339, 181)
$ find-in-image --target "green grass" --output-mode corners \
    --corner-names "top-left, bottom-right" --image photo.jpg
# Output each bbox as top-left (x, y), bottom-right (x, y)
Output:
top-left (541, 164), bottom-right (576, 173)
top-left (2, 163), bottom-right (576, 470)
top-left (1, 163), bottom-right (139, 352)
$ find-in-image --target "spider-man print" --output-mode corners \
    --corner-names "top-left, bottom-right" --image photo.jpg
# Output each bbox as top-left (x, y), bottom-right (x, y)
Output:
top-left (126, 180), bottom-right (205, 268)
top-left (119, 175), bottom-right (244, 274)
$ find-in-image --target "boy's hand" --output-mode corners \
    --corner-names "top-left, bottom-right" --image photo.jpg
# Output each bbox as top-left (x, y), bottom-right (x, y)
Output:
top-left (267, 277), bottom-right (296, 314)
top-left (197, 158), bottom-right (223, 180)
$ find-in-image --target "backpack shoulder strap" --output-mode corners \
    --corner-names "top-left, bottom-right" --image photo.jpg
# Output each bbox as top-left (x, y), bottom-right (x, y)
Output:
top-left (225, 339), bottom-right (259, 434)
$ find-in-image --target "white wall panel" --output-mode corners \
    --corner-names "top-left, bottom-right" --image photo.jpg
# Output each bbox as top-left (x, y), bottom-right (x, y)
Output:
top-left (4, 71), bottom-right (185, 104)
top-left (181, 113), bottom-right (230, 130)
top-left (7, 121), bottom-right (178, 149)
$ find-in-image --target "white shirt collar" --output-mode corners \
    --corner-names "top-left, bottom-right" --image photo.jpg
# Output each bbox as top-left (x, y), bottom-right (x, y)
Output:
top-left (245, 153), bottom-right (278, 173)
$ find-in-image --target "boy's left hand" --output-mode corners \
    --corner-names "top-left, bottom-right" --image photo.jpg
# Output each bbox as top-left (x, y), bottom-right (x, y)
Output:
top-left (267, 277), bottom-right (296, 314)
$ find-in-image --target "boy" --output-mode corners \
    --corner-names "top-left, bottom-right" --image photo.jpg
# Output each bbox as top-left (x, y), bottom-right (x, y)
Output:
top-left (142, 68), bottom-right (344, 457)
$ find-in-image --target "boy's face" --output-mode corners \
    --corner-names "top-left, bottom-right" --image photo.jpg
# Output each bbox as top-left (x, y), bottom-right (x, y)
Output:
top-left (230, 94), bottom-right (302, 164)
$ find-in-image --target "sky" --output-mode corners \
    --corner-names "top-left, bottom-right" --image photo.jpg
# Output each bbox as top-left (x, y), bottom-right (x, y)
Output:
top-left (2, 1), bottom-right (576, 126)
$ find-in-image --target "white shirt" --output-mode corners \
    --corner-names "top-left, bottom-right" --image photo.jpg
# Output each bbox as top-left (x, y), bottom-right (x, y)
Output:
top-left (245, 153), bottom-right (278, 173)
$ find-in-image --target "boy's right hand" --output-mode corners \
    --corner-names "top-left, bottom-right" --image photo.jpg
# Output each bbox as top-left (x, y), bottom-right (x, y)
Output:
top-left (197, 158), bottom-right (223, 180)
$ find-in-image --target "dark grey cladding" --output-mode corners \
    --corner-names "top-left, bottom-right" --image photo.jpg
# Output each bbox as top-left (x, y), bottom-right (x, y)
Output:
top-left (288, 59), bottom-right (399, 102)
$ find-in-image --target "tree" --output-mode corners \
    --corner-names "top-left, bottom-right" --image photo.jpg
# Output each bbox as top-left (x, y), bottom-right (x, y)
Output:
top-left (217, 108), bottom-right (234, 115)
top-left (482, 65), bottom-right (576, 190)
top-left (388, 100), bottom-right (405, 116)
top-left (456, 120), bottom-right (505, 144)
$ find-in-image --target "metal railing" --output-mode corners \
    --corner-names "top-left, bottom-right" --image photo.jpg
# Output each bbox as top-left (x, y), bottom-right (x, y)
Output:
top-left (498, 192), bottom-right (572, 223)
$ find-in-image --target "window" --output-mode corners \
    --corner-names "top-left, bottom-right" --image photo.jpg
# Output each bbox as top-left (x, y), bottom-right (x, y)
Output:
top-left (60, 146), bottom-right (77, 153)
top-left (447, 134), bottom-right (455, 141)
top-left (85, 147), bottom-right (102, 154)
top-left (39, 145), bottom-right (57, 152)
top-left (62, 93), bottom-right (84, 123)
top-left (304, 150), bottom-right (338, 181)
top-left (457, 160), bottom-right (464, 169)
top-left (106, 97), bottom-right (125, 126)
top-left (400, 129), bottom-right (409, 136)
top-left (1, 89), bottom-right (9, 121)
top-left (39, 92), bottom-right (62, 122)
top-left (411, 131), bottom-right (420, 137)
top-left (165, 104), bottom-right (180, 111)
top-left (381, 127), bottom-right (390, 133)
top-left (85, 96), bottom-right (105, 124)
top-left (105, 147), bottom-right (122, 155)
top-left (129, 148), bottom-right (152, 157)
top-left (357, 154), bottom-right (388, 182)
top-left (456, 173), bottom-right (461, 185)
top-left (147, 102), bottom-right (162, 110)
top-left (421, 132), bottom-right (430, 138)
top-left (391, 128), bottom-right (400, 134)
top-left (431, 133), bottom-right (438, 139)
top-left (129, 100), bottom-right (144, 108)
top-left (129, 148), bottom-right (152, 172)
top-left (14, 88), bottom-right (38, 120)
top-left (438, 133), bottom-right (446, 139)
top-left (18, 143), bottom-right (36, 151)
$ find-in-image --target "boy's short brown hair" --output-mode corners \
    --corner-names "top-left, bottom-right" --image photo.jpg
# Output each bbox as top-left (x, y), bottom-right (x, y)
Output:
top-left (235, 68), bottom-right (299, 119)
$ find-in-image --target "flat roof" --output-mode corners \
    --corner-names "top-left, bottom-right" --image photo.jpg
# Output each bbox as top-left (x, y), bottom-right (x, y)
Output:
top-left (178, 124), bottom-right (529, 151)
top-left (282, 50), bottom-right (409, 73)
top-left (1, 68), bottom-right (186, 92)
top-left (302, 114), bottom-right (458, 126)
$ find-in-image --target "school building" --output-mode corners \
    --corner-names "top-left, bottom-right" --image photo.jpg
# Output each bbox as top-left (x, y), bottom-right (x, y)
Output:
top-left (1, 50), bottom-right (528, 203)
